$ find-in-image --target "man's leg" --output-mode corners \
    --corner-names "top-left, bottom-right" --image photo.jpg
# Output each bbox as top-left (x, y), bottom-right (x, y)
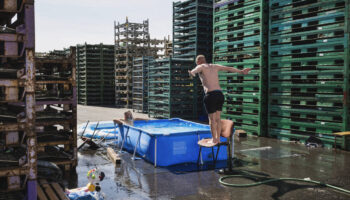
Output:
top-left (208, 112), bottom-right (218, 144)
top-left (215, 111), bottom-right (222, 143)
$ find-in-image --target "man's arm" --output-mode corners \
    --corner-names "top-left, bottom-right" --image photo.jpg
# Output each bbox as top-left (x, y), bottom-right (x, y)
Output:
top-left (213, 64), bottom-right (251, 75)
top-left (188, 65), bottom-right (202, 77)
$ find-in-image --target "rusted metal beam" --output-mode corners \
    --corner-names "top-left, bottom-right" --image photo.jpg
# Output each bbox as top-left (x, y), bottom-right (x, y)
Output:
top-left (0, 166), bottom-right (28, 177)
top-left (0, 79), bottom-right (19, 102)
top-left (24, 2), bottom-right (36, 198)
top-left (0, 123), bottom-right (25, 132)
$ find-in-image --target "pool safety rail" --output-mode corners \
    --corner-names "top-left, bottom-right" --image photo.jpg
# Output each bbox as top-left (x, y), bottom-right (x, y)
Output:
top-left (148, 57), bottom-right (197, 119)
top-left (267, 0), bottom-right (350, 149)
top-left (76, 43), bottom-right (115, 105)
top-left (132, 56), bottom-right (153, 113)
top-left (213, 0), bottom-right (269, 136)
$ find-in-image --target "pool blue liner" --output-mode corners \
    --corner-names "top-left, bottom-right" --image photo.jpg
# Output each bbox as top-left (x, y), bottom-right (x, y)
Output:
top-left (116, 118), bottom-right (229, 167)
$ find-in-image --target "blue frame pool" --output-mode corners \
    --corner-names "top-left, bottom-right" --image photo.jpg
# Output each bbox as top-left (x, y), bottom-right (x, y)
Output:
top-left (117, 118), bottom-right (229, 167)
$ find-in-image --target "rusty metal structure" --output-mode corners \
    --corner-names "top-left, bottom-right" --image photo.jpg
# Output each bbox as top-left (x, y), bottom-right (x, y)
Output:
top-left (35, 47), bottom-right (77, 171)
top-left (114, 18), bottom-right (150, 108)
top-left (114, 17), bottom-right (168, 108)
top-left (164, 36), bottom-right (173, 57)
top-left (0, 1), bottom-right (77, 198)
top-left (0, 0), bottom-right (36, 198)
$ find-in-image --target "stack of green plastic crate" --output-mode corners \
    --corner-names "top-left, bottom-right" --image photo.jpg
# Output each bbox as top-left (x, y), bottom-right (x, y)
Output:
top-left (132, 56), bottom-right (153, 113)
top-left (76, 43), bottom-right (115, 105)
top-left (268, 0), bottom-right (350, 149)
top-left (173, 0), bottom-right (213, 120)
top-left (213, 0), bottom-right (268, 136)
top-left (173, 0), bottom-right (213, 60)
top-left (148, 57), bottom-right (196, 119)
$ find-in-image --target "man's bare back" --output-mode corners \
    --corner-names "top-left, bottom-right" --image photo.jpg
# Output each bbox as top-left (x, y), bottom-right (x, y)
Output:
top-left (189, 63), bottom-right (250, 93)
top-left (189, 55), bottom-right (251, 145)
top-left (192, 64), bottom-right (221, 93)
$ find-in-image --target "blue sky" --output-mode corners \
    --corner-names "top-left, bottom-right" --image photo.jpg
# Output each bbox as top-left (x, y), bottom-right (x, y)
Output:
top-left (35, 0), bottom-right (174, 52)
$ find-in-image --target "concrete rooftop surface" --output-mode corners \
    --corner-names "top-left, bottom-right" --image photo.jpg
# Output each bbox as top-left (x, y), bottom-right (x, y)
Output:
top-left (72, 105), bottom-right (350, 200)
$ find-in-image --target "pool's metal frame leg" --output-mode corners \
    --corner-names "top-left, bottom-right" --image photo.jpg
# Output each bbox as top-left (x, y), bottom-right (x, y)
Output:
top-left (227, 136), bottom-right (233, 172)
top-left (113, 122), bottom-right (118, 147)
top-left (132, 131), bottom-right (142, 160)
top-left (214, 145), bottom-right (220, 167)
top-left (154, 138), bottom-right (157, 167)
top-left (211, 147), bottom-right (215, 167)
top-left (197, 146), bottom-right (202, 166)
top-left (119, 127), bottom-right (130, 153)
top-left (197, 133), bottom-right (203, 165)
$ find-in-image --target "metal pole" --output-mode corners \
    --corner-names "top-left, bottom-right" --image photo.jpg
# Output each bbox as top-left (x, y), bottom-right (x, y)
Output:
top-left (24, 2), bottom-right (36, 199)
top-left (197, 133), bottom-right (203, 165)
top-left (26, 49), bottom-right (36, 200)
top-left (343, 0), bottom-right (350, 149)
top-left (154, 137), bottom-right (157, 167)
top-left (119, 127), bottom-right (130, 153)
top-left (81, 121), bottom-right (90, 138)
top-left (113, 122), bottom-right (118, 147)
top-left (132, 131), bottom-right (142, 160)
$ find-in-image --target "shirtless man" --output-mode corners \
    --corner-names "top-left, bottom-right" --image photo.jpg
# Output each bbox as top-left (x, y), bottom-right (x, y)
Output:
top-left (188, 55), bottom-right (251, 145)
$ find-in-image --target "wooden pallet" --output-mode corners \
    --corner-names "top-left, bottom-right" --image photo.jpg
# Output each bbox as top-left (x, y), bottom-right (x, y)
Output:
top-left (37, 179), bottom-right (69, 200)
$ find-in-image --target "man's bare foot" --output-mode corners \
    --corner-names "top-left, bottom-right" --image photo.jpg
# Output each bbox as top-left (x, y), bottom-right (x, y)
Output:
top-left (207, 138), bottom-right (219, 145)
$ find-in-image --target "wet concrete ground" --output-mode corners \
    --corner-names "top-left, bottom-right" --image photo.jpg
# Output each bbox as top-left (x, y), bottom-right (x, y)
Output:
top-left (73, 105), bottom-right (350, 200)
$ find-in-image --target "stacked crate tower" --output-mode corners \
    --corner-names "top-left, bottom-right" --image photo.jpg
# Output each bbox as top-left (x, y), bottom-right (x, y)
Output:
top-left (76, 43), bottom-right (115, 105)
top-left (268, 0), bottom-right (350, 149)
top-left (35, 48), bottom-right (77, 172)
top-left (132, 37), bottom-right (171, 113)
top-left (148, 0), bottom-right (213, 119)
top-left (175, 0), bottom-right (213, 120)
top-left (213, 0), bottom-right (268, 136)
top-left (148, 57), bottom-right (195, 118)
top-left (132, 56), bottom-right (153, 113)
top-left (173, 0), bottom-right (213, 60)
top-left (164, 36), bottom-right (173, 57)
top-left (0, 0), bottom-right (36, 198)
top-left (115, 18), bottom-right (150, 108)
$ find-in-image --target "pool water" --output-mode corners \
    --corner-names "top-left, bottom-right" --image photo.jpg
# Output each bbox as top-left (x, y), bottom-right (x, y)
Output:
top-left (133, 120), bottom-right (210, 135)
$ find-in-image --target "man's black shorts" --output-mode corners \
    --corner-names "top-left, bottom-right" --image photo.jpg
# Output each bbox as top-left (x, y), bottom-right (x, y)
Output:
top-left (203, 90), bottom-right (224, 114)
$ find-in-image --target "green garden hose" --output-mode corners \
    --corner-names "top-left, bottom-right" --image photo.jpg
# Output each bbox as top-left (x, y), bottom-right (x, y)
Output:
top-left (219, 173), bottom-right (350, 195)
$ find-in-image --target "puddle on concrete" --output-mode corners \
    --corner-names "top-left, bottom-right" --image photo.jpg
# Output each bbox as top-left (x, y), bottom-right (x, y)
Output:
top-left (119, 153), bottom-right (228, 175)
top-left (239, 146), bottom-right (302, 160)
top-left (64, 137), bottom-right (350, 200)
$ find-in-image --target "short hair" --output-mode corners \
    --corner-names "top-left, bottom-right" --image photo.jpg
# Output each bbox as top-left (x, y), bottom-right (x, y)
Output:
top-left (196, 55), bottom-right (206, 63)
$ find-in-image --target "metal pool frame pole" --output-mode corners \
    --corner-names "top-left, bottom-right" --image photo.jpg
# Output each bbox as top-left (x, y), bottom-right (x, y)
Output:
top-left (113, 121), bottom-right (119, 147)
top-left (197, 132), bottom-right (203, 165)
top-left (154, 137), bottom-right (157, 167)
top-left (119, 126), bottom-right (130, 153)
top-left (132, 131), bottom-right (142, 160)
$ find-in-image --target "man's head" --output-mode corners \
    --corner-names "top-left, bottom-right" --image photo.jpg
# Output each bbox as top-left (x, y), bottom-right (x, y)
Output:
top-left (196, 55), bottom-right (206, 65)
